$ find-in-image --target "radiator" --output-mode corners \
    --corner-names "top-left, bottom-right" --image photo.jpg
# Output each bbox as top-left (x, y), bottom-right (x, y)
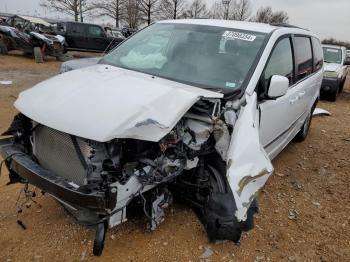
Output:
top-left (33, 126), bottom-right (91, 186)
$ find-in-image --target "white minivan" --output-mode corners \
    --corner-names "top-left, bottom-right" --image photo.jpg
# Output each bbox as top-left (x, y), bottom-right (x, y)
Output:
top-left (0, 20), bottom-right (323, 255)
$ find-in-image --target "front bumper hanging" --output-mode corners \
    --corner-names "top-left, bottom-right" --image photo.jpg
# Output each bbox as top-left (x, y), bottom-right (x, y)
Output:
top-left (0, 137), bottom-right (112, 212)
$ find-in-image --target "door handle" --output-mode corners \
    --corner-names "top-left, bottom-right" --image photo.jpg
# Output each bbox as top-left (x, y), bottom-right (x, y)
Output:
top-left (289, 97), bottom-right (299, 104)
top-left (298, 91), bottom-right (306, 98)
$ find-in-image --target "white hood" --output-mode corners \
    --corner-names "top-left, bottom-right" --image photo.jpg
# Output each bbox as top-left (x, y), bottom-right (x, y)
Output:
top-left (324, 62), bottom-right (341, 72)
top-left (15, 64), bottom-right (223, 142)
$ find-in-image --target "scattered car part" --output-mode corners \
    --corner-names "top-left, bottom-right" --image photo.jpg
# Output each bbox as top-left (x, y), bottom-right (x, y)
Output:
top-left (313, 108), bottom-right (331, 116)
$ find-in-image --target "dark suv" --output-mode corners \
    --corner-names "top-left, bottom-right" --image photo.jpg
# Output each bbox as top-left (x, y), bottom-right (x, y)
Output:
top-left (56, 21), bottom-right (124, 52)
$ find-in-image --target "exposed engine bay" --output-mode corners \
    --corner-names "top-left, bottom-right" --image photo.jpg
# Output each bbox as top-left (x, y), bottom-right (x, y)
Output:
top-left (0, 95), bottom-right (270, 255)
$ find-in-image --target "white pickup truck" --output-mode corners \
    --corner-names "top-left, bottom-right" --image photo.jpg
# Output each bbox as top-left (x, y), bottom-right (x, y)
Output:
top-left (322, 45), bottom-right (349, 101)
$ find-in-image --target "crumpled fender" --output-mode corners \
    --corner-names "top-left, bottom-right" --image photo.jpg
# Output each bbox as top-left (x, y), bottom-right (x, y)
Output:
top-left (226, 92), bottom-right (274, 222)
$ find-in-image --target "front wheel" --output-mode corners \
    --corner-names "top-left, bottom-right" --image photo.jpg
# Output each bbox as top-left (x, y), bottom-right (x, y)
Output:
top-left (0, 40), bottom-right (8, 55)
top-left (178, 154), bottom-right (257, 243)
top-left (33, 46), bottom-right (44, 63)
top-left (339, 77), bottom-right (346, 93)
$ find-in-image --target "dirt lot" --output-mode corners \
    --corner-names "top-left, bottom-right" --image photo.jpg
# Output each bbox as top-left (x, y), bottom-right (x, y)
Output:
top-left (0, 53), bottom-right (349, 262)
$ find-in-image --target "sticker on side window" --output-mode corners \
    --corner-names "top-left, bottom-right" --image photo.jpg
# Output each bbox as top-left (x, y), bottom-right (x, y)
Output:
top-left (223, 31), bottom-right (256, 42)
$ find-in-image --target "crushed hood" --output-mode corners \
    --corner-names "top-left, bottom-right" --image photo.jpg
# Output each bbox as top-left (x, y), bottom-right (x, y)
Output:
top-left (15, 64), bottom-right (223, 142)
top-left (324, 62), bottom-right (341, 73)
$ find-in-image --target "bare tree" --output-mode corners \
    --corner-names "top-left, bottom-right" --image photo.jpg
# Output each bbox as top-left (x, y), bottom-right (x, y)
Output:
top-left (40, 0), bottom-right (90, 22)
top-left (231, 0), bottom-right (251, 21)
top-left (322, 38), bottom-right (350, 49)
top-left (253, 6), bottom-right (289, 24)
top-left (125, 0), bottom-right (141, 28)
top-left (139, 0), bottom-right (159, 25)
top-left (157, 0), bottom-right (187, 20)
top-left (90, 0), bottom-right (126, 27)
top-left (209, 1), bottom-right (225, 19)
top-left (209, 0), bottom-right (251, 21)
top-left (185, 0), bottom-right (209, 18)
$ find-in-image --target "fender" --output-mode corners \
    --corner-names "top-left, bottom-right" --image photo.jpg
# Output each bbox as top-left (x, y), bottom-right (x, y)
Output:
top-left (226, 92), bottom-right (274, 221)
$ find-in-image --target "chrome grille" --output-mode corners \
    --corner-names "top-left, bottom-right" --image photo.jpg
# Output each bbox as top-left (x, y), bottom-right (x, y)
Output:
top-left (33, 126), bottom-right (91, 185)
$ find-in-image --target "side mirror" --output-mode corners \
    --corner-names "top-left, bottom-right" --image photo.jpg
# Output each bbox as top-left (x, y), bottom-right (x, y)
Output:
top-left (344, 59), bottom-right (350, 66)
top-left (267, 75), bottom-right (289, 98)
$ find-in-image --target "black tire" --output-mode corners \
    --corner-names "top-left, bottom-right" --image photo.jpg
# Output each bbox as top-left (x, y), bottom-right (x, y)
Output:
top-left (55, 47), bottom-right (66, 61)
top-left (34, 46), bottom-right (44, 63)
top-left (93, 222), bottom-right (107, 256)
top-left (328, 89), bottom-right (338, 102)
top-left (56, 54), bottom-right (65, 62)
top-left (339, 78), bottom-right (346, 93)
top-left (0, 40), bottom-right (8, 55)
top-left (194, 155), bottom-right (257, 243)
top-left (294, 108), bottom-right (314, 143)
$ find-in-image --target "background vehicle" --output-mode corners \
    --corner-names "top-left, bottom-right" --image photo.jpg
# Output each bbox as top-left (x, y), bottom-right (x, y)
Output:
top-left (0, 20), bottom-right (322, 256)
top-left (0, 24), bottom-right (65, 62)
top-left (59, 56), bottom-right (101, 73)
top-left (121, 27), bottom-right (137, 38)
top-left (321, 45), bottom-right (349, 101)
top-left (56, 21), bottom-right (124, 52)
top-left (4, 15), bottom-right (55, 34)
top-left (104, 27), bottom-right (126, 40)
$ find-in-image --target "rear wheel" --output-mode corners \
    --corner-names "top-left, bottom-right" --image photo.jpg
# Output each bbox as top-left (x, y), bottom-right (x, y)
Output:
top-left (339, 77), bottom-right (346, 93)
top-left (294, 105), bottom-right (315, 142)
top-left (0, 40), bottom-right (8, 55)
top-left (55, 47), bottom-right (66, 61)
top-left (328, 89), bottom-right (338, 102)
top-left (34, 46), bottom-right (44, 63)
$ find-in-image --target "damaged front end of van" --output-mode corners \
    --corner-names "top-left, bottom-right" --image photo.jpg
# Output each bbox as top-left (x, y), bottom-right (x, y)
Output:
top-left (0, 66), bottom-right (273, 255)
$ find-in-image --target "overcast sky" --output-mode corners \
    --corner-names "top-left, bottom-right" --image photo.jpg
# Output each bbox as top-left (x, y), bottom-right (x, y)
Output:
top-left (0, 0), bottom-right (349, 41)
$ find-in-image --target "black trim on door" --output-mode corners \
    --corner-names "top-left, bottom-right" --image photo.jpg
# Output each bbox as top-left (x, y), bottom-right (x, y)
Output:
top-left (263, 112), bottom-right (304, 149)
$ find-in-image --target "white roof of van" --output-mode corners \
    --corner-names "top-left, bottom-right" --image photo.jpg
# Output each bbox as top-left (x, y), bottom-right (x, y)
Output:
top-left (158, 19), bottom-right (292, 34)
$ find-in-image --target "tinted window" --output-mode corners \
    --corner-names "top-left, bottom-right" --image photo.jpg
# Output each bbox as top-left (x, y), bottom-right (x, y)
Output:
top-left (312, 37), bottom-right (323, 71)
top-left (263, 37), bottom-right (294, 87)
top-left (88, 26), bottom-right (104, 37)
top-left (294, 37), bottom-right (313, 81)
top-left (70, 23), bottom-right (85, 36)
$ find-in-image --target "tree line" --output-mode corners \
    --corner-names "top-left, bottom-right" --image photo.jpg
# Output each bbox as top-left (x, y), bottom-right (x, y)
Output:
top-left (40, 0), bottom-right (289, 28)
top-left (322, 38), bottom-right (350, 50)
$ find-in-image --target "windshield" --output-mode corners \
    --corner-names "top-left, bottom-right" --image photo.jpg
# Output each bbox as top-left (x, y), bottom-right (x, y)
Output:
top-left (323, 47), bottom-right (342, 64)
top-left (101, 23), bottom-right (267, 91)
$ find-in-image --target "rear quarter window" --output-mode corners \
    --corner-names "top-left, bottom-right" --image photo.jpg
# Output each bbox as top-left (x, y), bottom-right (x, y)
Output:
top-left (294, 36), bottom-right (313, 81)
top-left (312, 37), bottom-right (323, 72)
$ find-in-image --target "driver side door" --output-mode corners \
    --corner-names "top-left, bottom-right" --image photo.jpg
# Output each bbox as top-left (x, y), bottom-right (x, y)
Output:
top-left (258, 36), bottom-right (301, 159)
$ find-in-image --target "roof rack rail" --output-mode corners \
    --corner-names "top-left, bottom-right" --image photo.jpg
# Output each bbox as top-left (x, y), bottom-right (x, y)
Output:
top-left (270, 23), bottom-right (306, 30)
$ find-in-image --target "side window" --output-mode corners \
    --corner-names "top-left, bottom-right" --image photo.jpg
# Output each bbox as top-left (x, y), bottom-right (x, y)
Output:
top-left (312, 37), bottom-right (323, 72)
top-left (88, 26), bottom-right (104, 37)
top-left (294, 36), bottom-right (313, 81)
top-left (263, 37), bottom-right (294, 88)
top-left (70, 23), bottom-right (85, 36)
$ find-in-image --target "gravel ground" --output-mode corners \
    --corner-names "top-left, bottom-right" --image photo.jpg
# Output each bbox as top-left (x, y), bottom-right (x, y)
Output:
top-left (0, 53), bottom-right (349, 262)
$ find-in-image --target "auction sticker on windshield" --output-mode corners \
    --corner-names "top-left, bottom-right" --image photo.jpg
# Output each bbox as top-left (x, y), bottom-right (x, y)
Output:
top-left (223, 31), bottom-right (256, 42)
